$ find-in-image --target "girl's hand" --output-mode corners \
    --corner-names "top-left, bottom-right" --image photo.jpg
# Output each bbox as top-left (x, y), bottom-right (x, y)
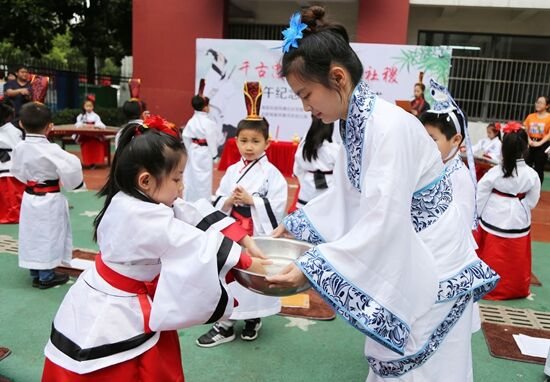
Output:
top-left (271, 224), bottom-right (294, 239)
top-left (246, 257), bottom-right (272, 275)
top-left (265, 263), bottom-right (308, 289)
top-left (222, 195), bottom-right (236, 212)
top-left (529, 140), bottom-right (540, 147)
top-left (239, 235), bottom-right (268, 259)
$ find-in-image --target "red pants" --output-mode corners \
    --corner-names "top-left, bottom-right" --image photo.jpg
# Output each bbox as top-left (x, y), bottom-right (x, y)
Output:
top-left (79, 137), bottom-right (108, 166)
top-left (42, 331), bottom-right (184, 382)
top-left (474, 226), bottom-right (531, 300)
top-left (0, 176), bottom-right (25, 223)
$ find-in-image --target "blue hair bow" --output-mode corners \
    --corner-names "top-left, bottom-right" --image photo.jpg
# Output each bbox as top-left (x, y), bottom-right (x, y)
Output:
top-left (282, 12), bottom-right (307, 53)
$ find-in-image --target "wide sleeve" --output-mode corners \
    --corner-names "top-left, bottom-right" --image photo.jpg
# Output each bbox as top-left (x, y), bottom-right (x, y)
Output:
top-left (149, 218), bottom-right (241, 330)
top-left (251, 169), bottom-right (288, 235)
top-left (75, 114), bottom-right (84, 128)
top-left (521, 172), bottom-right (541, 211)
top-left (292, 142), bottom-right (306, 179)
top-left (10, 143), bottom-right (27, 183)
top-left (476, 167), bottom-right (499, 215)
top-left (205, 120), bottom-right (219, 158)
top-left (93, 113), bottom-right (106, 128)
top-left (173, 197), bottom-right (236, 232)
top-left (213, 170), bottom-right (234, 213)
top-left (53, 147), bottom-right (84, 190)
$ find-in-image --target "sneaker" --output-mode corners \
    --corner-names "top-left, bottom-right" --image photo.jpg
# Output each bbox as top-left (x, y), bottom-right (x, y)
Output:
top-left (38, 272), bottom-right (69, 289)
top-left (196, 324), bottom-right (236, 348)
top-left (241, 318), bottom-right (262, 341)
top-left (32, 278), bottom-right (39, 288)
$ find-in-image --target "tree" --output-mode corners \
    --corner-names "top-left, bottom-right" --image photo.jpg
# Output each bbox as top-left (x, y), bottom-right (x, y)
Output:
top-left (0, 0), bottom-right (132, 82)
top-left (0, 0), bottom-right (80, 57)
top-left (70, 0), bottom-right (132, 83)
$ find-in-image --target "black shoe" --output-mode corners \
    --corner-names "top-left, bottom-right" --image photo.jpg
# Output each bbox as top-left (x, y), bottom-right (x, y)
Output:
top-left (32, 278), bottom-right (39, 288)
top-left (38, 272), bottom-right (69, 289)
top-left (241, 318), bottom-right (262, 341)
top-left (196, 323), bottom-right (236, 348)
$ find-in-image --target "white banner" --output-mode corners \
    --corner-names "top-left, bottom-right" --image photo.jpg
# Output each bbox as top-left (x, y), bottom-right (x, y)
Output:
top-left (196, 39), bottom-right (451, 140)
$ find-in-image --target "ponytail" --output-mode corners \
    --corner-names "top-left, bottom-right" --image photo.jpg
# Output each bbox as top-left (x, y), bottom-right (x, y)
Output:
top-left (501, 128), bottom-right (528, 178)
top-left (302, 118), bottom-right (334, 162)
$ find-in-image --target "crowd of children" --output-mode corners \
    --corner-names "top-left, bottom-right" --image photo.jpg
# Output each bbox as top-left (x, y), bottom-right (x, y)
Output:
top-left (0, 5), bottom-right (547, 382)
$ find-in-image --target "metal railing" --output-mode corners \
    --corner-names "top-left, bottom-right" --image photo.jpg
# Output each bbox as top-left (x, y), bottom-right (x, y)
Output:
top-left (449, 56), bottom-right (550, 122)
top-left (1, 57), bottom-right (130, 112)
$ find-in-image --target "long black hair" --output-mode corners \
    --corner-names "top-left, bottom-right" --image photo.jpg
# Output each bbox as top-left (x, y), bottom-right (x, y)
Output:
top-left (93, 124), bottom-right (186, 240)
top-left (302, 118), bottom-right (334, 162)
top-left (281, 6), bottom-right (363, 90)
top-left (0, 102), bottom-right (14, 125)
top-left (501, 128), bottom-right (528, 178)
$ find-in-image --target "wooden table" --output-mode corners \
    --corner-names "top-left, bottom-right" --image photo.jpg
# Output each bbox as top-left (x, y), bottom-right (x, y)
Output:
top-left (49, 125), bottom-right (120, 166)
top-left (218, 138), bottom-right (299, 177)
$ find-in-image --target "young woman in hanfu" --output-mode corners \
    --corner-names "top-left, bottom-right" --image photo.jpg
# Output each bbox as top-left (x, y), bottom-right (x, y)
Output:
top-left (267, 6), bottom-right (500, 382)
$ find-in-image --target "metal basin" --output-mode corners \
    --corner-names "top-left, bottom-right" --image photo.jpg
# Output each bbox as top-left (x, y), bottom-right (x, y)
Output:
top-left (233, 237), bottom-right (312, 297)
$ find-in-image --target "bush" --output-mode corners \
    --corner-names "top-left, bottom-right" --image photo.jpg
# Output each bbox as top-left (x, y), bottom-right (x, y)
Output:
top-left (52, 106), bottom-right (126, 127)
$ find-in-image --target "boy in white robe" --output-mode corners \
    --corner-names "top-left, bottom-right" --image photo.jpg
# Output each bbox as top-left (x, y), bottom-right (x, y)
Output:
top-left (182, 79), bottom-right (222, 203)
top-left (11, 102), bottom-right (84, 289)
top-left (196, 82), bottom-right (286, 347)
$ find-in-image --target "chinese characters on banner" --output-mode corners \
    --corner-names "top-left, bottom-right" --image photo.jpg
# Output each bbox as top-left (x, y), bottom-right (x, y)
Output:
top-left (196, 39), bottom-right (451, 140)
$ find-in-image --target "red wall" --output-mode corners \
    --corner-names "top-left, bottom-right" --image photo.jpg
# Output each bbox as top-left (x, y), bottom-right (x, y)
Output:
top-left (133, 0), bottom-right (226, 125)
top-left (356, 0), bottom-right (409, 44)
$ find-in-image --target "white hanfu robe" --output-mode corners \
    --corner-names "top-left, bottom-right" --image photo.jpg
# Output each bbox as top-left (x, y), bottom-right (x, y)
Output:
top-left (182, 111), bottom-right (220, 203)
top-left (75, 111), bottom-right (105, 128)
top-left (472, 136), bottom-right (502, 162)
top-left (283, 81), bottom-right (499, 381)
top-left (0, 122), bottom-right (23, 176)
top-left (214, 155), bottom-right (287, 319)
top-left (44, 194), bottom-right (242, 374)
top-left (11, 134), bottom-right (83, 270)
top-left (293, 139), bottom-right (339, 207)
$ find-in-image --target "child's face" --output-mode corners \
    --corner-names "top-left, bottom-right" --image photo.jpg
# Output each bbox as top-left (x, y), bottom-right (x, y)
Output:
top-left (84, 101), bottom-right (94, 113)
top-left (145, 155), bottom-right (186, 207)
top-left (236, 129), bottom-right (269, 162)
top-left (414, 85), bottom-right (423, 98)
top-left (424, 124), bottom-right (461, 162)
top-left (487, 126), bottom-right (498, 139)
top-left (286, 71), bottom-right (345, 124)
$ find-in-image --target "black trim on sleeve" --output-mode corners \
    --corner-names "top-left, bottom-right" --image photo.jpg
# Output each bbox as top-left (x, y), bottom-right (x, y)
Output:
top-left (196, 210), bottom-right (228, 232)
top-left (74, 181), bottom-right (84, 190)
top-left (213, 195), bottom-right (223, 207)
top-left (205, 282), bottom-right (229, 324)
top-left (261, 197), bottom-right (279, 230)
top-left (216, 237), bottom-right (233, 273)
top-left (49, 324), bottom-right (155, 361)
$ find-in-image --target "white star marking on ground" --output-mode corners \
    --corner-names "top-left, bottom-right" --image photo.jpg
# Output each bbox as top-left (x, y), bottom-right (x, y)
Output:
top-left (526, 293), bottom-right (535, 301)
top-left (79, 210), bottom-right (99, 217)
top-left (284, 317), bottom-right (316, 332)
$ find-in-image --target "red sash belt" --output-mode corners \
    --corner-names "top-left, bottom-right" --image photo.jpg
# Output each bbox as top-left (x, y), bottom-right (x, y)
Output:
top-left (492, 189), bottom-right (526, 200)
top-left (230, 209), bottom-right (254, 237)
top-left (192, 138), bottom-right (208, 146)
top-left (25, 180), bottom-right (60, 195)
top-left (95, 254), bottom-right (158, 334)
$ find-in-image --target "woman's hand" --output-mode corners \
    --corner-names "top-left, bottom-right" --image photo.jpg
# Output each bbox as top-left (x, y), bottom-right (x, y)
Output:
top-left (265, 263), bottom-right (308, 289)
top-left (271, 224), bottom-right (294, 239)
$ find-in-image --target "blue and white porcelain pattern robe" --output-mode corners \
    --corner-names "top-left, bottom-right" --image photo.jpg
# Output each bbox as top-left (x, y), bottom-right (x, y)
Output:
top-left (283, 81), bottom-right (499, 381)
